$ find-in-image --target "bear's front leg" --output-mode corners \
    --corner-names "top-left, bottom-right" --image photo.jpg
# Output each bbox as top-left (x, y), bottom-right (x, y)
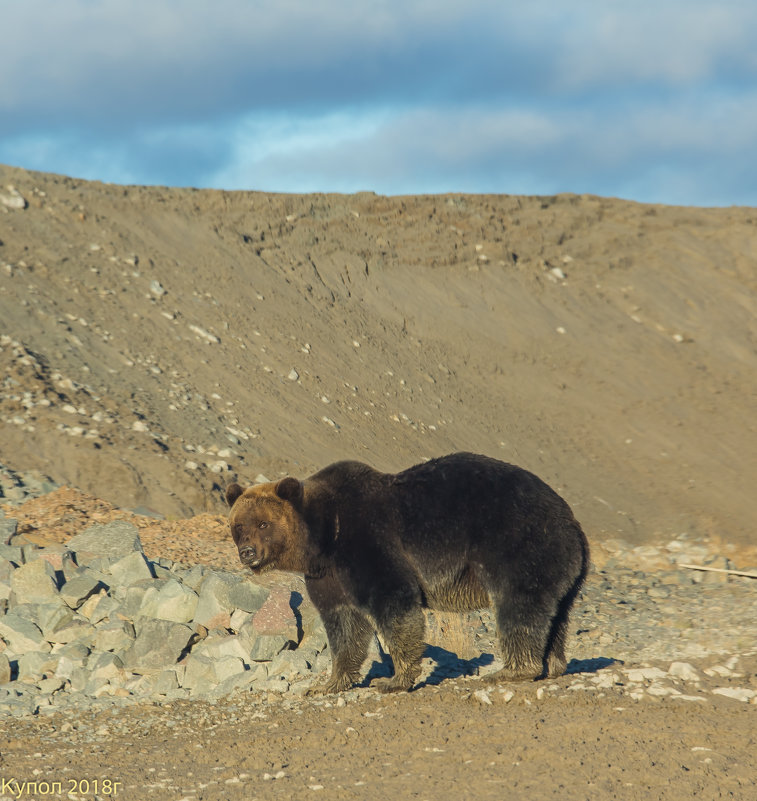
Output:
top-left (371, 603), bottom-right (426, 694)
top-left (305, 574), bottom-right (373, 695)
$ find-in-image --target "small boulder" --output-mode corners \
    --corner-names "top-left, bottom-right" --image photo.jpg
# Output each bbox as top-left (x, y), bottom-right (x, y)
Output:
top-left (67, 521), bottom-right (143, 562)
top-left (108, 550), bottom-right (155, 585)
top-left (122, 619), bottom-right (196, 673)
top-left (192, 572), bottom-right (240, 629)
top-left (138, 579), bottom-right (198, 624)
top-left (9, 558), bottom-right (59, 604)
top-left (0, 613), bottom-right (51, 654)
top-left (58, 569), bottom-right (107, 609)
top-left (228, 581), bottom-right (270, 614)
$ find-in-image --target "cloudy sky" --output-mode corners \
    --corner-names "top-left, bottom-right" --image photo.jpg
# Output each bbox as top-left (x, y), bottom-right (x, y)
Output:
top-left (2, 1), bottom-right (756, 205)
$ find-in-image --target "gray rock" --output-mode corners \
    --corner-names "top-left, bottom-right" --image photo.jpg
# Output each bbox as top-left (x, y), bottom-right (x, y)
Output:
top-left (55, 641), bottom-right (91, 661)
top-left (9, 558), bottom-right (59, 604)
top-left (17, 651), bottom-right (58, 680)
top-left (86, 594), bottom-right (121, 625)
top-left (108, 550), bottom-right (155, 585)
top-left (229, 608), bottom-right (253, 632)
top-left (153, 668), bottom-right (180, 694)
top-left (20, 544), bottom-right (40, 563)
top-left (122, 619), bottom-right (196, 673)
top-left (58, 570), bottom-right (106, 609)
top-left (67, 521), bottom-right (143, 562)
top-left (94, 620), bottom-right (136, 653)
top-left (77, 588), bottom-right (109, 620)
top-left (89, 651), bottom-right (125, 681)
top-left (0, 613), bottom-right (51, 654)
top-left (0, 518), bottom-right (18, 545)
top-left (299, 619), bottom-right (329, 657)
top-left (138, 578), bottom-right (198, 623)
top-left (248, 634), bottom-right (293, 662)
top-left (37, 603), bottom-right (76, 639)
top-left (257, 676), bottom-right (290, 694)
top-left (38, 676), bottom-right (66, 696)
top-left (228, 580), bottom-right (270, 614)
top-left (182, 653), bottom-right (247, 693)
top-left (192, 572), bottom-right (240, 628)
top-left (268, 649), bottom-right (313, 681)
top-left (206, 666), bottom-right (265, 699)
top-left (67, 666), bottom-right (90, 692)
top-left (54, 655), bottom-right (85, 682)
top-left (46, 617), bottom-right (96, 646)
top-left (179, 564), bottom-right (209, 592)
top-left (193, 633), bottom-right (252, 666)
top-left (0, 544), bottom-right (24, 565)
top-left (120, 578), bottom-right (167, 617)
top-left (152, 563), bottom-right (174, 581)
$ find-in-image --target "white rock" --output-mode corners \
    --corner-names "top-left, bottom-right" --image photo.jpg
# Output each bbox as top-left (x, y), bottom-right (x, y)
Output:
top-left (704, 665), bottom-right (735, 678)
top-left (668, 662), bottom-right (701, 682)
top-left (288, 369), bottom-right (300, 381)
top-left (150, 280), bottom-right (167, 297)
top-left (625, 667), bottom-right (668, 682)
top-left (189, 324), bottom-right (220, 344)
top-left (590, 672), bottom-right (618, 689)
top-left (0, 186), bottom-right (27, 210)
top-left (473, 689), bottom-right (492, 705)
top-left (646, 683), bottom-right (680, 697)
top-left (132, 420), bottom-right (149, 432)
top-left (712, 687), bottom-right (756, 703)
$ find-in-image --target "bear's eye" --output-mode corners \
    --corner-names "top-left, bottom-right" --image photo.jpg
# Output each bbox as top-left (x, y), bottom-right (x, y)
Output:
top-left (258, 521), bottom-right (270, 529)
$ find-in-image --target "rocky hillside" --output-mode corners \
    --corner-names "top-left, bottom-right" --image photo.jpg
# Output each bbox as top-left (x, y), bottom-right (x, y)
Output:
top-left (1, 164), bottom-right (756, 552)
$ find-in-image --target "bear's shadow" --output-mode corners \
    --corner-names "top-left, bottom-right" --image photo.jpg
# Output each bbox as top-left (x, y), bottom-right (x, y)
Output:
top-left (566, 656), bottom-right (621, 674)
top-left (362, 646), bottom-right (620, 689)
top-left (362, 643), bottom-right (494, 688)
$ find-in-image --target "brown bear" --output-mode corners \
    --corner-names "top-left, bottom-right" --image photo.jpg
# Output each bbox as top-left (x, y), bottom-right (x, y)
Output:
top-left (226, 452), bottom-right (589, 694)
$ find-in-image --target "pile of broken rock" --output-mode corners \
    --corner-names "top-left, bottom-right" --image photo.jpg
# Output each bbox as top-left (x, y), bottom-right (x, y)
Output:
top-left (0, 517), bottom-right (330, 716)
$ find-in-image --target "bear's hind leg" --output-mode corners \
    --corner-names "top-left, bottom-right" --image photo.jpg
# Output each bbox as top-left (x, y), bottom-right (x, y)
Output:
top-left (307, 606), bottom-right (373, 696)
top-left (373, 606), bottom-right (426, 694)
top-left (545, 622), bottom-right (568, 679)
top-left (485, 596), bottom-right (555, 683)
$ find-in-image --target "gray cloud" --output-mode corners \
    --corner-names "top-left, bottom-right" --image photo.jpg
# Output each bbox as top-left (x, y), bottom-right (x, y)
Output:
top-left (2, 1), bottom-right (756, 204)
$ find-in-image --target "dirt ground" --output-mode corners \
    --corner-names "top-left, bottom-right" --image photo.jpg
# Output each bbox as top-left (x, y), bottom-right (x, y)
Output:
top-left (1, 164), bottom-right (756, 799)
top-left (2, 681), bottom-right (755, 801)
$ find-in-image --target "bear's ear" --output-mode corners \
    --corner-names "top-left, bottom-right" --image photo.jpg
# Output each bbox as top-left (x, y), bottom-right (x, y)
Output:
top-left (275, 477), bottom-right (303, 505)
top-left (225, 483), bottom-right (244, 508)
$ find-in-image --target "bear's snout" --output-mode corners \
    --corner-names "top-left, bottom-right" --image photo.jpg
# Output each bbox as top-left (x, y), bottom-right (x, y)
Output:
top-left (238, 545), bottom-right (259, 566)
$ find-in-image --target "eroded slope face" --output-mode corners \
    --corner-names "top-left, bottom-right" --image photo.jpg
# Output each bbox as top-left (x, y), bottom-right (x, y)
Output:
top-left (1, 164), bottom-right (756, 550)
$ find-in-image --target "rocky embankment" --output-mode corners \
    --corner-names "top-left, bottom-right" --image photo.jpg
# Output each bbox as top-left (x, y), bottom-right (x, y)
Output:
top-left (1, 468), bottom-right (756, 720)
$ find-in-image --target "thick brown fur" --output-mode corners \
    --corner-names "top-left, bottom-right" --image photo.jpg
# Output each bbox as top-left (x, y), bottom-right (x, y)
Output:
top-left (226, 452), bottom-right (590, 694)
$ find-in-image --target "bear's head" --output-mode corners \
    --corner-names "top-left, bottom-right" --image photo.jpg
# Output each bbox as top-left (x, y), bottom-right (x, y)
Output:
top-left (225, 478), bottom-right (310, 574)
